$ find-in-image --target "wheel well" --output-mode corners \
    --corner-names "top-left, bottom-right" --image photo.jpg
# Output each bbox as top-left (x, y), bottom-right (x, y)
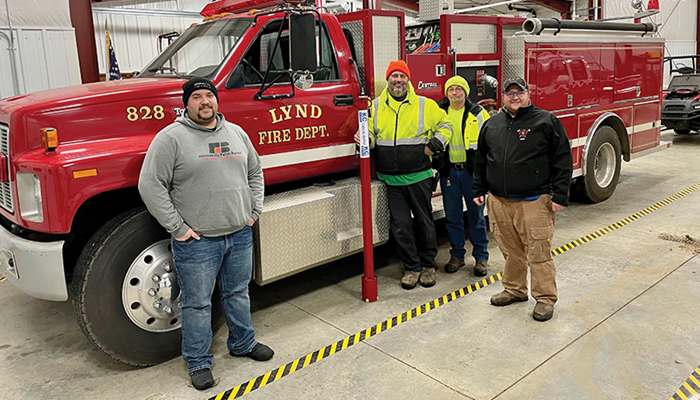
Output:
top-left (601, 118), bottom-right (631, 162)
top-left (63, 187), bottom-right (144, 282)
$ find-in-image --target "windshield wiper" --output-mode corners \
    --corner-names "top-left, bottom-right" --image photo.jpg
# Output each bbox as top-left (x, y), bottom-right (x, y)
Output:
top-left (147, 66), bottom-right (185, 76)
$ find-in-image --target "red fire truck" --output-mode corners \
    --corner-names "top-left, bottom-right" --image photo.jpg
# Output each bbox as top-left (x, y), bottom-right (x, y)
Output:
top-left (0, 0), bottom-right (669, 366)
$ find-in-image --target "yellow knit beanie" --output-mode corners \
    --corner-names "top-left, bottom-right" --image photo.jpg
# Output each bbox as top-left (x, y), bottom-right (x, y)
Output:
top-left (444, 76), bottom-right (470, 97)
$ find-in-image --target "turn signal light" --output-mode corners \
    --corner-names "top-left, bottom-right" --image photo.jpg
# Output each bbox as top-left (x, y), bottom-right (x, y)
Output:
top-left (40, 128), bottom-right (59, 152)
top-left (72, 169), bottom-right (98, 179)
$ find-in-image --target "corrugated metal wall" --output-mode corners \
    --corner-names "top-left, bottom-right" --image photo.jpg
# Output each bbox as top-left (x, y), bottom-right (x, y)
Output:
top-left (92, 0), bottom-right (210, 74)
top-left (0, 28), bottom-right (81, 99)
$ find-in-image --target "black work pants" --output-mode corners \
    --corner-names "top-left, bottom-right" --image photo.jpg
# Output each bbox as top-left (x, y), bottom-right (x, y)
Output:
top-left (386, 177), bottom-right (438, 272)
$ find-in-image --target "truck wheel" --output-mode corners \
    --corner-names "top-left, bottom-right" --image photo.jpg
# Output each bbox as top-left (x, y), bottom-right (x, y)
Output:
top-left (674, 129), bottom-right (690, 135)
top-left (578, 126), bottom-right (622, 203)
top-left (71, 207), bottom-right (223, 366)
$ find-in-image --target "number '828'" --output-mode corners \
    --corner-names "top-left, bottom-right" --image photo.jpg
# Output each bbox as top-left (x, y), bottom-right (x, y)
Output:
top-left (126, 105), bottom-right (166, 121)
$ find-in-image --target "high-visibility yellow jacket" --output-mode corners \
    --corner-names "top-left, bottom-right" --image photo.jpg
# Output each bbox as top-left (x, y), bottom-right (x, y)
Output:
top-left (436, 98), bottom-right (490, 168)
top-left (368, 82), bottom-right (452, 175)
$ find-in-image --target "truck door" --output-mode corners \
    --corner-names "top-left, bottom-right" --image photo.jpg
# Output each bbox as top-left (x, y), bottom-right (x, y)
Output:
top-left (534, 46), bottom-right (601, 111)
top-left (614, 44), bottom-right (663, 152)
top-left (534, 45), bottom-right (601, 172)
top-left (220, 17), bottom-right (358, 185)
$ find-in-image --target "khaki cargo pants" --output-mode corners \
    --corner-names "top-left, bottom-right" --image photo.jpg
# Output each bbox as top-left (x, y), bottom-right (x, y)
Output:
top-left (487, 194), bottom-right (557, 305)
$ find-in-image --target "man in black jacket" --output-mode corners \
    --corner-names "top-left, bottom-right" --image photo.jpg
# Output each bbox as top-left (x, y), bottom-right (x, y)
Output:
top-left (473, 77), bottom-right (572, 322)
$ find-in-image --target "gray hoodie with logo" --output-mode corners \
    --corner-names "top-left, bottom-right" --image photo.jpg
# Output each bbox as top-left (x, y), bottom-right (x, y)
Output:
top-left (138, 113), bottom-right (264, 238)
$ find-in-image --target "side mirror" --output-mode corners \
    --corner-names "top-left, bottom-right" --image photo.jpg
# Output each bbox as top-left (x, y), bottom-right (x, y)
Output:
top-left (294, 71), bottom-right (314, 90)
top-left (289, 14), bottom-right (318, 72)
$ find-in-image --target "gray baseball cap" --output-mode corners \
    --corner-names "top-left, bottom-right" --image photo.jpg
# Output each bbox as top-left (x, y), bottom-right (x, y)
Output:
top-left (503, 77), bottom-right (528, 92)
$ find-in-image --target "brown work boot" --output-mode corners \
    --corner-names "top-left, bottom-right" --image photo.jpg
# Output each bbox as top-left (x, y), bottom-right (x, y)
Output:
top-left (533, 302), bottom-right (554, 321)
top-left (419, 268), bottom-right (436, 287)
top-left (401, 270), bottom-right (421, 290)
top-left (474, 260), bottom-right (489, 277)
top-left (490, 290), bottom-right (529, 306)
top-left (444, 258), bottom-right (465, 273)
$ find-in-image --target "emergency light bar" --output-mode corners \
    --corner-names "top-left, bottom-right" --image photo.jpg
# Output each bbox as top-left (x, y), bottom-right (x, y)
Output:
top-left (201, 0), bottom-right (306, 16)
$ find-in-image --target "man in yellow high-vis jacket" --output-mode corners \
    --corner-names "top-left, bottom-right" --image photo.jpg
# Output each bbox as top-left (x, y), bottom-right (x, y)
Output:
top-left (435, 76), bottom-right (491, 277)
top-left (355, 61), bottom-right (452, 289)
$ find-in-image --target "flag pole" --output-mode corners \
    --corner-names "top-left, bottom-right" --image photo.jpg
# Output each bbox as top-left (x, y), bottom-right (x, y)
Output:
top-left (105, 20), bottom-right (110, 81)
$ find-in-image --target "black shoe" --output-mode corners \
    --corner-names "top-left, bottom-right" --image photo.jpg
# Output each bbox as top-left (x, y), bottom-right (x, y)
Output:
top-left (231, 343), bottom-right (274, 361)
top-left (190, 368), bottom-right (214, 391)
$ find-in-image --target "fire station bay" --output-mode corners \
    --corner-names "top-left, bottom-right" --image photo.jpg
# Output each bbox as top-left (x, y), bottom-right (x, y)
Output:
top-left (2, 0), bottom-right (700, 399)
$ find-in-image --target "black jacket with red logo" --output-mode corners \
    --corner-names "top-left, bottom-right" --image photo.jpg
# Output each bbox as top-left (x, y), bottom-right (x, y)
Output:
top-left (473, 104), bottom-right (572, 206)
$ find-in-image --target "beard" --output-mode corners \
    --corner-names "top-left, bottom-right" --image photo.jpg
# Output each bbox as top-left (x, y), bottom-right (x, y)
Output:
top-left (196, 106), bottom-right (215, 122)
top-left (388, 82), bottom-right (407, 98)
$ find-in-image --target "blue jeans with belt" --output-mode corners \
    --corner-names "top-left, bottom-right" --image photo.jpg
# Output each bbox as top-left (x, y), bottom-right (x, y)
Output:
top-left (171, 226), bottom-right (257, 373)
top-left (441, 166), bottom-right (489, 262)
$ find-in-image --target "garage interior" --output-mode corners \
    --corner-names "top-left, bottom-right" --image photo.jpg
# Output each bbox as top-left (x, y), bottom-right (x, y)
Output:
top-left (1, 0), bottom-right (700, 400)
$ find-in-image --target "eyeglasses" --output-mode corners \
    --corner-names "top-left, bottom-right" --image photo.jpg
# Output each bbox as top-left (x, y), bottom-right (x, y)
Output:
top-left (504, 90), bottom-right (527, 98)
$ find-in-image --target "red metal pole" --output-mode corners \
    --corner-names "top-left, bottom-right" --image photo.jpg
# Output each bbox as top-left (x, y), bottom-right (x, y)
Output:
top-left (358, 97), bottom-right (377, 302)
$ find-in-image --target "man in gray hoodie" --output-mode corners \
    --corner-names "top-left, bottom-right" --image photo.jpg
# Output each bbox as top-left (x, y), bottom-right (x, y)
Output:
top-left (139, 77), bottom-right (272, 390)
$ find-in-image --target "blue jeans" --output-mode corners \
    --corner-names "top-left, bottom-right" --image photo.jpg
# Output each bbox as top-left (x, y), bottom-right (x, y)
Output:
top-left (171, 226), bottom-right (257, 373)
top-left (441, 167), bottom-right (489, 262)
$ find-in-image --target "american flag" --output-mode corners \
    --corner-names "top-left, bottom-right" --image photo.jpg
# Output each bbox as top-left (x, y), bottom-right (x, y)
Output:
top-left (106, 22), bottom-right (121, 81)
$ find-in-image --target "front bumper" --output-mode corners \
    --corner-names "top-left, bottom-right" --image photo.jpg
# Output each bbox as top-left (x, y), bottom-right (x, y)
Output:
top-left (661, 100), bottom-right (700, 130)
top-left (0, 223), bottom-right (67, 301)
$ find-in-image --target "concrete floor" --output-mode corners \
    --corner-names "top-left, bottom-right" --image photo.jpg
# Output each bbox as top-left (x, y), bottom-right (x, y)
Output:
top-left (1, 130), bottom-right (700, 400)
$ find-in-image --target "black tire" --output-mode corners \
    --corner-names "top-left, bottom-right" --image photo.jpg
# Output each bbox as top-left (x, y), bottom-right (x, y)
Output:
top-left (674, 129), bottom-right (690, 135)
top-left (576, 126), bottom-right (622, 203)
top-left (71, 207), bottom-right (223, 366)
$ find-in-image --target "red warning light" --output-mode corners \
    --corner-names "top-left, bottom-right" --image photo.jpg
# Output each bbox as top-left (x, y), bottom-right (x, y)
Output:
top-left (201, 0), bottom-right (305, 16)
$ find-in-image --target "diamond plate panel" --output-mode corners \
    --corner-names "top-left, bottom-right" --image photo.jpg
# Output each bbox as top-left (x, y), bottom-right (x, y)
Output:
top-left (372, 15), bottom-right (401, 98)
top-left (0, 124), bottom-right (13, 213)
top-left (503, 36), bottom-right (525, 84)
top-left (255, 178), bottom-right (390, 284)
top-left (419, 0), bottom-right (453, 22)
top-left (340, 20), bottom-right (366, 90)
top-left (450, 23), bottom-right (496, 54)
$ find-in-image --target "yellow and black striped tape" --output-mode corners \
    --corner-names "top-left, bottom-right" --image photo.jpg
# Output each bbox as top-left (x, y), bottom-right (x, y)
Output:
top-left (671, 366), bottom-right (700, 400)
top-left (208, 182), bottom-right (700, 400)
top-left (210, 273), bottom-right (503, 400)
top-left (551, 182), bottom-right (700, 256)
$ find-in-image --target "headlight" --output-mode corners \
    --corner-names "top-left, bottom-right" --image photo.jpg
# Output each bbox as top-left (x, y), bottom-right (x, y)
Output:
top-left (16, 172), bottom-right (43, 222)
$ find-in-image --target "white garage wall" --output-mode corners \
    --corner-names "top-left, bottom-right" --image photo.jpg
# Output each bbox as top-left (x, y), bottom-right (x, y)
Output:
top-left (92, 0), bottom-right (211, 74)
top-left (0, 0), bottom-right (80, 99)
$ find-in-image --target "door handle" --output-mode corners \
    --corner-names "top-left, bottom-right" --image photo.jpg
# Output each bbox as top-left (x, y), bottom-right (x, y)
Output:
top-left (334, 94), bottom-right (354, 106)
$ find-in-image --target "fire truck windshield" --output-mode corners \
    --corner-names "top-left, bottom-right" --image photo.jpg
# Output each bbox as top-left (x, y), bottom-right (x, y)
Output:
top-left (138, 17), bottom-right (252, 79)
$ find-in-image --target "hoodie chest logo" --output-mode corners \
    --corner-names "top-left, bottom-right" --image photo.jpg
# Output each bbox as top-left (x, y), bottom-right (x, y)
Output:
top-left (200, 142), bottom-right (242, 161)
top-left (517, 128), bottom-right (531, 141)
top-left (209, 142), bottom-right (230, 154)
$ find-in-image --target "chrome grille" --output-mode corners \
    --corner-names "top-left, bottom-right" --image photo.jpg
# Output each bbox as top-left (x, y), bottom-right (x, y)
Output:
top-left (0, 124), bottom-right (13, 213)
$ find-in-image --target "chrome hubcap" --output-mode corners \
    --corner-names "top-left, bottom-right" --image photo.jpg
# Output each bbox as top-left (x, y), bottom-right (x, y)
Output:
top-left (594, 142), bottom-right (615, 188)
top-left (122, 240), bottom-right (181, 332)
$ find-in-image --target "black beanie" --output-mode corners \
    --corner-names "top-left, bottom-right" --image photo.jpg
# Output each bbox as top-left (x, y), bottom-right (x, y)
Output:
top-left (182, 77), bottom-right (218, 107)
